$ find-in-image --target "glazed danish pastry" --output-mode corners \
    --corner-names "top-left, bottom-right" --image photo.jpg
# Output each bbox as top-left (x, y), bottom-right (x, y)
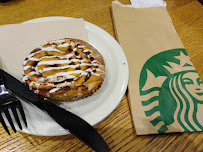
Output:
top-left (22, 38), bottom-right (105, 101)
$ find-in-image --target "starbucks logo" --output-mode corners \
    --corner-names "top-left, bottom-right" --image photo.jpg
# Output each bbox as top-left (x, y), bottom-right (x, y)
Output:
top-left (140, 48), bottom-right (203, 133)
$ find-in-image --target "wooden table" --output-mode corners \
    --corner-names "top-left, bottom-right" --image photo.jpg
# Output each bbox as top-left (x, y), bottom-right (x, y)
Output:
top-left (0, 0), bottom-right (203, 151)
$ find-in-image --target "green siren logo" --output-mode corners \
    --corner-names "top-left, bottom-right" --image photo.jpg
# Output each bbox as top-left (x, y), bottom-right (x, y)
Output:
top-left (140, 48), bottom-right (203, 133)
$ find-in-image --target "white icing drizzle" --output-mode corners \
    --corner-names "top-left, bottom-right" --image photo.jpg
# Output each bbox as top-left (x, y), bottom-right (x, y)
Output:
top-left (27, 52), bottom-right (37, 59)
top-left (56, 81), bottom-right (71, 88)
top-left (29, 81), bottom-right (35, 90)
top-left (83, 49), bottom-right (91, 53)
top-left (34, 90), bottom-right (39, 94)
top-left (85, 68), bottom-right (101, 76)
top-left (70, 41), bottom-right (76, 46)
top-left (39, 62), bottom-right (100, 73)
top-left (49, 88), bottom-right (60, 93)
top-left (28, 71), bottom-right (39, 76)
top-left (27, 57), bottom-right (40, 61)
top-left (22, 38), bottom-right (105, 94)
top-left (77, 45), bottom-right (86, 48)
top-left (23, 66), bottom-right (31, 70)
top-left (22, 75), bottom-right (28, 82)
top-left (57, 42), bottom-right (70, 48)
top-left (41, 46), bottom-right (63, 53)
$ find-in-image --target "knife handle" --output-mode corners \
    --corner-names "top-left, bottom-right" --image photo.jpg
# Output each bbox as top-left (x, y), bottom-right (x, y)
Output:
top-left (0, 69), bottom-right (4, 85)
top-left (0, 69), bottom-right (109, 151)
top-left (32, 99), bottom-right (109, 152)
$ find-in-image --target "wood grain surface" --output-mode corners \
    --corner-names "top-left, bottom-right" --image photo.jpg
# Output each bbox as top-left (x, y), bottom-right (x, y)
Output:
top-left (0, 0), bottom-right (203, 151)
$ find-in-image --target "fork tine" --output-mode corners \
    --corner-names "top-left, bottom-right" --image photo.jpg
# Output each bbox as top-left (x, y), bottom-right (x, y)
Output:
top-left (4, 109), bottom-right (16, 133)
top-left (0, 112), bottom-right (10, 135)
top-left (16, 101), bottom-right (27, 127)
top-left (10, 105), bottom-right (22, 130)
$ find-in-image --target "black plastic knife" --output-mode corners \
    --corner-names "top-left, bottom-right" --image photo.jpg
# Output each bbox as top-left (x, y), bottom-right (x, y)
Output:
top-left (0, 69), bottom-right (109, 152)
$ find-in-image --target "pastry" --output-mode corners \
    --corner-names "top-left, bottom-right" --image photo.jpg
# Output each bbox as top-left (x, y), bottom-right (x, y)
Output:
top-left (22, 38), bottom-right (105, 101)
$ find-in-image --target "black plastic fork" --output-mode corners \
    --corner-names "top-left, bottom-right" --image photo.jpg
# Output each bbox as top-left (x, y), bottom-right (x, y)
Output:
top-left (0, 70), bottom-right (27, 135)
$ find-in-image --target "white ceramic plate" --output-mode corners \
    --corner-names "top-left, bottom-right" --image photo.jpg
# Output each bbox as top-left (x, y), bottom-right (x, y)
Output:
top-left (10, 16), bottom-right (129, 136)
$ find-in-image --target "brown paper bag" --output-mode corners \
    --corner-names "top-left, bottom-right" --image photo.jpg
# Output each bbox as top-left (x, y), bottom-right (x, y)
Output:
top-left (111, 2), bottom-right (203, 135)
